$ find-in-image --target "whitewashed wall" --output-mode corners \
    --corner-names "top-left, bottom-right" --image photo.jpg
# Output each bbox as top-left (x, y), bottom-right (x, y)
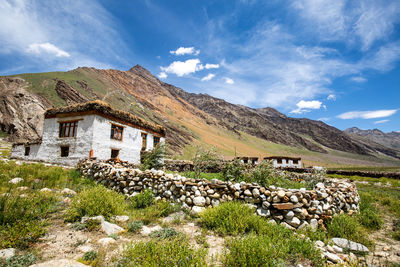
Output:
top-left (272, 159), bottom-right (302, 168)
top-left (11, 113), bottom-right (165, 166)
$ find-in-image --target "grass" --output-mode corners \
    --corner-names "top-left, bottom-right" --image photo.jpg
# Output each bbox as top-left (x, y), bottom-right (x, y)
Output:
top-left (328, 173), bottom-right (400, 187)
top-left (0, 130), bottom-right (9, 138)
top-left (329, 166), bottom-right (400, 172)
top-left (117, 236), bottom-right (208, 266)
top-left (130, 189), bottom-right (154, 209)
top-left (131, 201), bottom-right (180, 224)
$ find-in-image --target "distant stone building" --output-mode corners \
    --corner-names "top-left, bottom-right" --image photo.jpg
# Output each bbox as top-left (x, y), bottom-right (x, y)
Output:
top-left (264, 156), bottom-right (302, 168)
top-left (235, 156), bottom-right (259, 165)
top-left (11, 101), bottom-right (166, 166)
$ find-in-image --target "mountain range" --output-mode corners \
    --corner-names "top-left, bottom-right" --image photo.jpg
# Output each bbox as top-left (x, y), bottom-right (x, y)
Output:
top-left (1, 65), bottom-right (399, 167)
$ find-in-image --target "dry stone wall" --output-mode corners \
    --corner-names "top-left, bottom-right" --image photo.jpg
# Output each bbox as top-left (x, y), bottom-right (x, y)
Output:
top-left (77, 159), bottom-right (360, 230)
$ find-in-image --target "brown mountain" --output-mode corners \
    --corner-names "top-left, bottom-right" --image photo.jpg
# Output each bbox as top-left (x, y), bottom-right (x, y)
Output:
top-left (1, 65), bottom-right (400, 165)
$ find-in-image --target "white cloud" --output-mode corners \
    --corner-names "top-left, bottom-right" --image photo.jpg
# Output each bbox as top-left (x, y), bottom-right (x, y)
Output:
top-left (27, 42), bottom-right (70, 57)
top-left (318, 117), bottom-right (330, 122)
top-left (158, 72), bottom-right (167, 79)
top-left (201, 73), bottom-right (215, 81)
top-left (160, 59), bottom-right (204, 77)
top-left (337, 109), bottom-right (398, 119)
top-left (290, 100), bottom-right (322, 114)
top-left (170, 47), bottom-right (200, 56)
top-left (224, 77), bottom-right (234, 84)
top-left (205, 63), bottom-right (219, 69)
top-left (327, 94), bottom-right (336, 100)
top-left (374, 119), bottom-right (389, 124)
top-left (350, 76), bottom-right (367, 83)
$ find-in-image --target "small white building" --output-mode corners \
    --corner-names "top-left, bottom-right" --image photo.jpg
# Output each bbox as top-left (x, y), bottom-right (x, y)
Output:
top-left (11, 101), bottom-right (166, 166)
top-left (235, 156), bottom-right (259, 165)
top-left (264, 156), bottom-right (302, 168)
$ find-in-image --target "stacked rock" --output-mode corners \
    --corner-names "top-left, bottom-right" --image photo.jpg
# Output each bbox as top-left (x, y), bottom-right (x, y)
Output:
top-left (77, 159), bottom-right (360, 230)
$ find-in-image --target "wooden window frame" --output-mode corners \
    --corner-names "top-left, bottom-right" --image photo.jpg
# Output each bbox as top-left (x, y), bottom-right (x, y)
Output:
top-left (59, 120), bottom-right (79, 138)
top-left (141, 132), bottom-right (147, 151)
top-left (110, 123), bottom-right (124, 141)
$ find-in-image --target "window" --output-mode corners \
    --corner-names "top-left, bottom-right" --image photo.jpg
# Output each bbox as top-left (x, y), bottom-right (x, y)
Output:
top-left (111, 149), bottom-right (119, 159)
top-left (24, 146), bottom-right (30, 156)
top-left (277, 158), bottom-right (282, 164)
top-left (61, 146), bottom-right (69, 157)
top-left (110, 124), bottom-right (123, 141)
top-left (141, 133), bottom-right (147, 150)
top-left (59, 121), bottom-right (78, 138)
top-left (293, 159), bottom-right (298, 164)
top-left (153, 136), bottom-right (160, 147)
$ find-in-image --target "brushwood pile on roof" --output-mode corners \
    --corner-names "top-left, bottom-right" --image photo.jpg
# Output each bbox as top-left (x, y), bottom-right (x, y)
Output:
top-left (44, 100), bottom-right (166, 135)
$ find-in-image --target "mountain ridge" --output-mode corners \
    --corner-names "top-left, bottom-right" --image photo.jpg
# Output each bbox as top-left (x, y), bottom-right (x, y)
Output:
top-left (1, 65), bottom-right (400, 166)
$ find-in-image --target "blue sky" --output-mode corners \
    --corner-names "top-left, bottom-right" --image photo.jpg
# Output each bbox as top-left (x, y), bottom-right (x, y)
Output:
top-left (1, 0), bottom-right (399, 132)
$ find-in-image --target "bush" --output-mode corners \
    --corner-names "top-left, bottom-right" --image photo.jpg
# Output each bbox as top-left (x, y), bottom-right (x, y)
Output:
top-left (199, 202), bottom-right (266, 235)
top-left (150, 227), bottom-right (181, 239)
top-left (224, 233), bottom-right (322, 266)
top-left (393, 219), bottom-right (400, 241)
top-left (327, 214), bottom-right (372, 247)
top-left (221, 158), bottom-right (246, 181)
top-left (117, 237), bottom-right (207, 266)
top-left (192, 147), bottom-right (220, 179)
top-left (0, 192), bottom-right (57, 248)
top-left (357, 192), bottom-right (382, 230)
top-left (82, 251), bottom-right (98, 261)
top-left (141, 143), bottom-right (166, 170)
top-left (4, 253), bottom-right (37, 267)
top-left (133, 201), bottom-right (179, 224)
top-left (128, 220), bottom-right (144, 233)
top-left (131, 189), bottom-right (154, 209)
top-left (65, 185), bottom-right (127, 222)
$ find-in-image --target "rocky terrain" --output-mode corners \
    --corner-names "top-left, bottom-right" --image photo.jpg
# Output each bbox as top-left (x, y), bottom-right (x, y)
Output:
top-left (346, 127), bottom-right (400, 151)
top-left (1, 65), bottom-right (400, 164)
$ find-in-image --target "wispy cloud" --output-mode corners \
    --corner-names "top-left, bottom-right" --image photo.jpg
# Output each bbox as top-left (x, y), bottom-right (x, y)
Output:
top-left (26, 42), bottom-right (70, 57)
top-left (374, 119), bottom-right (389, 124)
top-left (290, 100), bottom-right (322, 114)
top-left (0, 0), bottom-right (128, 72)
top-left (158, 72), bottom-right (167, 79)
top-left (170, 47), bottom-right (200, 56)
top-left (327, 94), bottom-right (336, 100)
top-left (337, 109), bottom-right (398, 119)
top-left (350, 76), bottom-right (367, 83)
top-left (201, 73), bottom-right (215, 81)
top-left (205, 63), bottom-right (219, 69)
top-left (224, 77), bottom-right (234, 84)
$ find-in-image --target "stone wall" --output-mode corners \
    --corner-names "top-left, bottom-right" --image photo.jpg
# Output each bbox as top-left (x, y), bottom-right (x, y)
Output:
top-left (77, 159), bottom-right (360, 230)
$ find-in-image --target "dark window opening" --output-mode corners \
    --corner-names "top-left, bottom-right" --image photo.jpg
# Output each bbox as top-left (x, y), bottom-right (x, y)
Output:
top-left (59, 121), bottom-right (78, 138)
top-left (243, 158), bottom-right (248, 164)
top-left (110, 124), bottom-right (123, 141)
top-left (293, 160), bottom-right (298, 164)
top-left (24, 146), bottom-right (30, 156)
top-left (141, 133), bottom-right (147, 151)
top-left (277, 158), bottom-right (282, 164)
top-left (61, 146), bottom-right (70, 157)
top-left (111, 149), bottom-right (119, 159)
top-left (153, 136), bottom-right (160, 147)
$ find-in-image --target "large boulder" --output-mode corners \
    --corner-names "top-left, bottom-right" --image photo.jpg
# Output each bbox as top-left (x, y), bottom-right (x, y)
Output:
top-left (331, 238), bottom-right (369, 253)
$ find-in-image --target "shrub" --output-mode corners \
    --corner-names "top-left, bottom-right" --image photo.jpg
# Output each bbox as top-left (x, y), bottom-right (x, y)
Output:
top-left (65, 185), bottom-right (127, 222)
top-left (128, 220), bottom-right (144, 233)
top-left (192, 147), bottom-right (220, 179)
top-left (327, 214), bottom-right (372, 247)
top-left (357, 192), bottom-right (382, 230)
top-left (150, 227), bottom-right (181, 239)
top-left (133, 201), bottom-right (179, 224)
top-left (141, 143), bottom-right (166, 170)
top-left (393, 219), bottom-right (400, 241)
top-left (4, 253), bottom-right (37, 267)
top-left (131, 189), bottom-right (154, 209)
top-left (221, 158), bottom-right (246, 181)
top-left (199, 201), bottom-right (266, 235)
top-left (82, 251), bottom-right (98, 261)
top-left (0, 192), bottom-right (57, 249)
top-left (117, 237), bottom-right (207, 266)
top-left (223, 233), bottom-right (322, 266)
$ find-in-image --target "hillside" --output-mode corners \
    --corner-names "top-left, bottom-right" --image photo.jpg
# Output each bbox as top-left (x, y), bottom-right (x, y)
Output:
top-left (1, 65), bottom-right (400, 167)
top-left (346, 127), bottom-right (400, 151)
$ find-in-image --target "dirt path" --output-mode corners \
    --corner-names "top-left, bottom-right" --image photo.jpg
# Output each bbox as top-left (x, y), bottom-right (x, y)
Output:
top-left (365, 214), bottom-right (400, 265)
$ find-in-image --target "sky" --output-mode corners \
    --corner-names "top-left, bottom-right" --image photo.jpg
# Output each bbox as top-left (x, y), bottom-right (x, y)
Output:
top-left (0, 0), bottom-right (399, 133)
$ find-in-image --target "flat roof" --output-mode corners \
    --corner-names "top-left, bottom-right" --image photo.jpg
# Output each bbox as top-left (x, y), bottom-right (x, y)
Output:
top-left (264, 156), bottom-right (301, 161)
top-left (44, 100), bottom-right (166, 136)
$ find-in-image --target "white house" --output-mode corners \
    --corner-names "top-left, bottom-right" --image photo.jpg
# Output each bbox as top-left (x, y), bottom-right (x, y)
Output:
top-left (263, 156), bottom-right (302, 168)
top-left (235, 156), bottom-right (259, 165)
top-left (11, 101), bottom-right (166, 166)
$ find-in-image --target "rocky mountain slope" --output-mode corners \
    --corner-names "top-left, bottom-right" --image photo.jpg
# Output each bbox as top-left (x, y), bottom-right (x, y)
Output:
top-left (345, 127), bottom-right (400, 150)
top-left (1, 65), bottom-right (400, 164)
